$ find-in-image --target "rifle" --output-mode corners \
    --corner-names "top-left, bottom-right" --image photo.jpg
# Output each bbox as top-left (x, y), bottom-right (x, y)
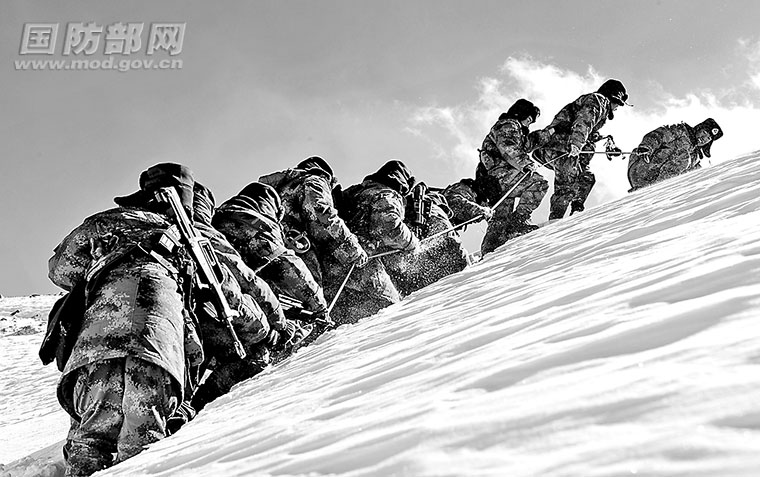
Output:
top-left (409, 183), bottom-right (431, 237)
top-left (278, 294), bottom-right (334, 327)
top-left (155, 187), bottom-right (247, 359)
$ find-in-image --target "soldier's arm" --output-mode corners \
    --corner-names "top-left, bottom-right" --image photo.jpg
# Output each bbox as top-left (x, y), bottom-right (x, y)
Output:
top-left (202, 225), bottom-right (288, 331)
top-left (639, 127), bottom-right (666, 153)
top-left (302, 176), bottom-right (364, 265)
top-left (216, 262), bottom-right (271, 348)
top-left (569, 95), bottom-right (606, 150)
top-left (48, 218), bottom-right (98, 291)
top-left (445, 186), bottom-right (490, 224)
top-left (258, 250), bottom-right (328, 313)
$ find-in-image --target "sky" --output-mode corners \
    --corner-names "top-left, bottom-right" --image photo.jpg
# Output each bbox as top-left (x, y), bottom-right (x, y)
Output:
top-left (2, 0), bottom-right (760, 295)
top-left (3, 149), bottom-right (760, 476)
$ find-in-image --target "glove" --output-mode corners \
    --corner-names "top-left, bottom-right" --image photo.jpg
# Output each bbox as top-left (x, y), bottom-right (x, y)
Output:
top-left (633, 146), bottom-right (650, 156)
top-left (481, 207), bottom-right (494, 222)
top-left (521, 161), bottom-right (535, 174)
top-left (353, 248), bottom-right (369, 268)
top-left (606, 147), bottom-right (623, 160)
top-left (311, 308), bottom-right (334, 327)
top-left (568, 144), bottom-right (581, 158)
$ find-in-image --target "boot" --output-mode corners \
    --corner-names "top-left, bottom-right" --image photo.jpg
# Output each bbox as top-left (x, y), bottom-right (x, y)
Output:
top-left (508, 212), bottom-right (539, 235)
top-left (569, 200), bottom-right (585, 216)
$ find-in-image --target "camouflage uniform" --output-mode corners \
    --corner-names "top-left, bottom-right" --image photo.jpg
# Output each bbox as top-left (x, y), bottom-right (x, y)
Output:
top-left (187, 183), bottom-right (307, 413)
top-left (385, 189), bottom-right (468, 296)
top-left (534, 80), bottom-right (629, 219)
top-left (477, 115), bottom-right (549, 254)
top-left (442, 179), bottom-right (492, 227)
top-left (49, 165), bottom-right (270, 475)
top-left (212, 182), bottom-right (328, 315)
top-left (333, 161), bottom-right (420, 324)
top-left (64, 357), bottom-right (175, 476)
top-left (628, 119), bottom-right (724, 191)
top-left (258, 156), bottom-right (365, 290)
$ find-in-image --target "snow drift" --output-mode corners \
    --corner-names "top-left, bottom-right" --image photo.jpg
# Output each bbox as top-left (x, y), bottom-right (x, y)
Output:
top-left (3, 151), bottom-right (760, 477)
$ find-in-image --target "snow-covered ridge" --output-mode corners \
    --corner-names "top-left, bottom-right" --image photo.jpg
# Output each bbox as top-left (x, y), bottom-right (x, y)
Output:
top-left (3, 152), bottom-right (760, 476)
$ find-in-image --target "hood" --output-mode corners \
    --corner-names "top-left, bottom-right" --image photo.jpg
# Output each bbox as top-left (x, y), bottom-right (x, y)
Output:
top-left (363, 160), bottom-right (415, 195)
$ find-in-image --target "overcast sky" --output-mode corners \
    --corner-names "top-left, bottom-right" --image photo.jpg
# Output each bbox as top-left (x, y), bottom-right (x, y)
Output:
top-left (2, 0), bottom-right (760, 296)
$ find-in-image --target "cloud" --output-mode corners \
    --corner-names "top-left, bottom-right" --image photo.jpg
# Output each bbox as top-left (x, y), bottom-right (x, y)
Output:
top-left (408, 56), bottom-right (760, 222)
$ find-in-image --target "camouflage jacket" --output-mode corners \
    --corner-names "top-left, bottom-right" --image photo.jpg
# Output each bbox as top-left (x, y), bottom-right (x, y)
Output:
top-left (48, 207), bottom-right (191, 397)
top-left (196, 222), bottom-right (286, 332)
top-left (544, 92), bottom-right (612, 152)
top-left (629, 122), bottom-right (701, 172)
top-left (259, 167), bottom-right (364, 266)
top-left (480, 117), bottom-right (535, 173)
top-left (342, 180), bottom-right (419, 254)
top-left (213, 198), bottom-right (327, 313)
top-left (442, 181), bottom-right (491, 226)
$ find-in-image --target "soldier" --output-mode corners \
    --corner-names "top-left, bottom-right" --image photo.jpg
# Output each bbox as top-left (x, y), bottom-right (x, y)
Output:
top-left (627, 118), bottom-right (724, 191)
top-left (258, 155), bottom-right (368, 293)
top-left (212, 182), bottom-right (329, 322)
top-left (384, 182), bottom-right (468, 296)
top-left (442, 178), bottom-right (493, 228)
top-left (185, 182), bottom-right (309, 414)
top-left (48, 163), bottom-right (268, 476)
top-left (477, 98), bottom-right (549, 255)
top-left (332, 160), bottom-right (420, 324)
top-left (533, 79), bottom-right (630, 219)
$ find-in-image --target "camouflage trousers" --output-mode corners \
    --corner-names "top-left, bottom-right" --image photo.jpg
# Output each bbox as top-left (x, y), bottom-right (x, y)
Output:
top-left (627, 153), bottom-right (690, 191)
top-left (63, 357), bottom-right (178, 477)
top-left (483, 166), bottom-right (548, 217)
top-left (549, 154), bottom-right (595, 220)
top-left (478, 167), bottom-right (548, 254)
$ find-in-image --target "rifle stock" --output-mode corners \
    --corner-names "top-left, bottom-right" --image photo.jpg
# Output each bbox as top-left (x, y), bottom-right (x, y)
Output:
top-left (156, 187), bottom-right (247, 359)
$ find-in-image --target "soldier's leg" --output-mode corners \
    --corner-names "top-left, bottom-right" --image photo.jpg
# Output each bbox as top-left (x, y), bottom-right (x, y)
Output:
top-left (549, 156), bottom-right (580, 220)
top-left (658, 157), bottom-right (690, 182)
top-left (116, 357), bottom-right (178, 463)
top-left (571, 171), bottom-right (596, 214)
top-left (480, 195), bottom-right (513, 255)
top-left (512, 172), bottom-right (549, 217)
top-left (64, 359), bottom-right (125, 477)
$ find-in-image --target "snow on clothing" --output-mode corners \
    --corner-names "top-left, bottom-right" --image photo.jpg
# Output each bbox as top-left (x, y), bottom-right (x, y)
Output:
top-left (193, 181), bottom-right (286, 333)
top-left (533, 92), bottom-right (613, 219)
top-left (212, 183), bottom-right (328, 314)
top-left (258, 164), bottom-right (364, 287)
top-left (627, 122), bottom-right (706, 191)
top-left (384, 191), bottom-right (468, 296)
top-left (477, 116), bottom-right (549, 254)
top-left (63, 357), bottom-right (175, 477)
top-left (442, 179), bottom-right (491, 227)
top-left (332, 163), bottom-right (419, 324)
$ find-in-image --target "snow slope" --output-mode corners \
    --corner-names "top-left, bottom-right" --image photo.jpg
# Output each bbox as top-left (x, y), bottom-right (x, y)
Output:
top-left (3, 151), bottom-right (760, 476)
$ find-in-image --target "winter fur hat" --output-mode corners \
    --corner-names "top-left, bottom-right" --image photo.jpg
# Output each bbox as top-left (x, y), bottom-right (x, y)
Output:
top-left (597, 79), bottom-right (629, 106)
top-left (501, 99), bottom-right (541, 123)
top-left (236, 182), bottom-right (284, 221)
top-left (365, 160), bottom-right (415, 195)
top-left (694, 118), bottom-right (724, 158)
top-left (193, 182), bottom-right (216, 226)
top-left (297, 155), bottom-right (334, 178)
top-left (115, 162), bottom-right (195, 211)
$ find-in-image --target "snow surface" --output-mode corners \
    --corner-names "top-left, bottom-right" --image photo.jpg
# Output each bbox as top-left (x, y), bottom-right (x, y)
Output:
top-left (3, 152), bottom-right (760, 476)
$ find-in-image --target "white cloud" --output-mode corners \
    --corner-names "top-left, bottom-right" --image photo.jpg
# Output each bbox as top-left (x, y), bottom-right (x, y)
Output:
top-left (408, 56), bottom-right (760, 222)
